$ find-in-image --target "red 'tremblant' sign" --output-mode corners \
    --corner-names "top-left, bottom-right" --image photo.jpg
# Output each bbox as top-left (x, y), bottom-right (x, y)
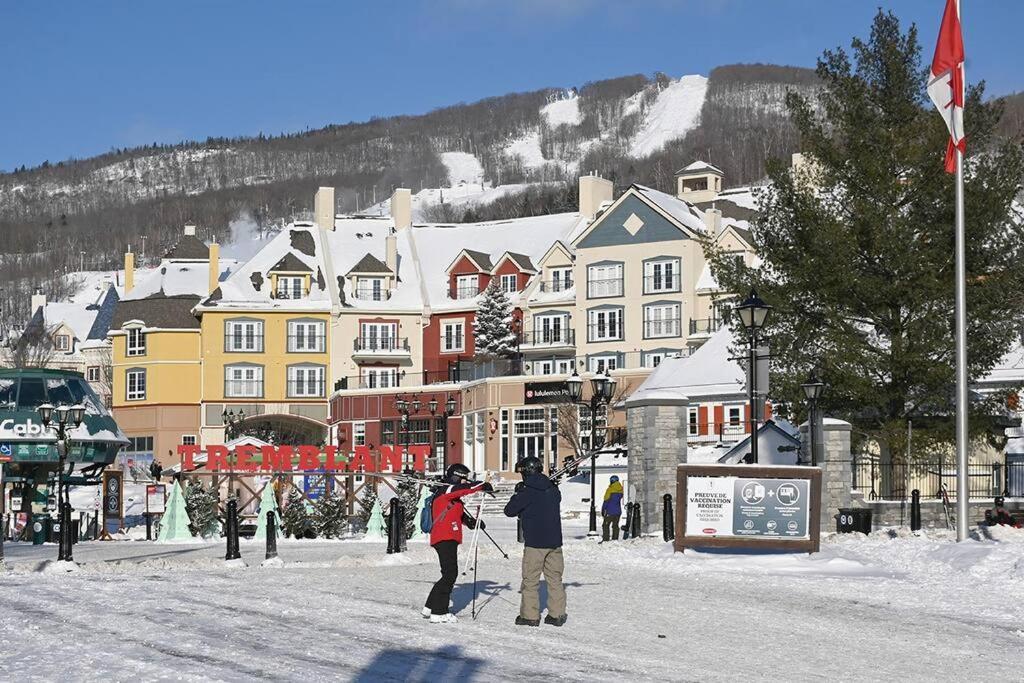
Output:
top-left (176, 444), bottom-right (431, 473)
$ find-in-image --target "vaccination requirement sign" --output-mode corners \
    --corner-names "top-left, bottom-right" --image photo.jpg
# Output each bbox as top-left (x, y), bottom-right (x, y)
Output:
top-left (676, 465), bottom-right (821, 553)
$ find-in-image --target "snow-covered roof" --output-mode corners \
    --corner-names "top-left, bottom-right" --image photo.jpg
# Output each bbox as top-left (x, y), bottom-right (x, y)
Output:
top-left (979, 340), bottom-right (1024, 387)
top-left (677, 160), bottom-right (723, 176)
top-left (632, 184), bottom-right (708, 236)
top-left (122, 260), bottom-right (226, 302)
top-left (627, 326), bottom-right (744, 404)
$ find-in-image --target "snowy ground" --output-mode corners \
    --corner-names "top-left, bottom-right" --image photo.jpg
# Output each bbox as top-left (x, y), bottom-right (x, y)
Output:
top-left (2, 519), bottom-right (1024, 681)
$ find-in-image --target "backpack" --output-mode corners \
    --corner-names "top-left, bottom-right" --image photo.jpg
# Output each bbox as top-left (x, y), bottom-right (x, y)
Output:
top-left (420, 491), bottom-right (440, 534)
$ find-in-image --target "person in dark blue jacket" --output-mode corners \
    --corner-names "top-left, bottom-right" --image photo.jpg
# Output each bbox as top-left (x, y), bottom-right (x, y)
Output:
top-left (601, 475), bottom-right (624, 542)
top-left (504, 456), bottom-right (566, 627)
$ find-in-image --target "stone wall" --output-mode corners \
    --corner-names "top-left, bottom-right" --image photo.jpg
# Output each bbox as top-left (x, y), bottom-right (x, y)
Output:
top-left (801, 418), bottom-right (854, 532)
top-left (857, 499), bottom-right (1023, 531)
top-left (626, 398), bottom-right (688, 534)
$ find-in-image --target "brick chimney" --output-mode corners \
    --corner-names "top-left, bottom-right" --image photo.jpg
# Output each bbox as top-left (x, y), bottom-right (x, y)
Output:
top-left (314, 187), bottom-right (336, 231)
top-left (391, 188), bottom-right (412, 230)
top-left (704, 207), bottom-right (722, 235)
top-left (578, 174), bottom-right (614, 221)
top-left (124, 248), bottom-right (135, 294)
top-left (208, 240), bottom-right (220, 295)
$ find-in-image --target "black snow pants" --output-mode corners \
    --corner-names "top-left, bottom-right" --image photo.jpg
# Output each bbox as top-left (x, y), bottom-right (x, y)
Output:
top-left (425, 540), bottom-right (459, 615)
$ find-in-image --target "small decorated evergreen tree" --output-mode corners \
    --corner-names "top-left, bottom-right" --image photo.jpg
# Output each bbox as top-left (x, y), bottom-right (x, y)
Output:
top-left (184, 479), bottom-right (220, 538)
top-left (312, 489), bottom-right (346, 539)
top-left (473, 280), bottom-right (517, 358)
top-left (282, 487), bottom-right (312, 539)
top-left (254, 483), bottom-right (282, 541)
top-left (357, 485), bottom-right (379, 526)
top-left (156, 481), bottom-right (193, 542)
top-left (364, 498), bottom-right (386, 541)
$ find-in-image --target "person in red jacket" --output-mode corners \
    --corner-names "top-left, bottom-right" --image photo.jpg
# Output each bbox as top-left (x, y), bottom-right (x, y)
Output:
top-left (422, 463), bottom-right (492, 623)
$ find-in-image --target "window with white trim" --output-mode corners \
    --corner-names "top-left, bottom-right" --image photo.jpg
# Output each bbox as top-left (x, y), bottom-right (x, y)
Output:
top-left (355, 277), bottom-right (385, 301)
top-left (288, 365), bottom-right (325, 398)
top-left (275, 276), bottom-right (305, 299)
top-left (353, 421), bottom-right (366, 447)
top-left (358, 322), bottom-right (398, 351)
top-left (534, 358), bottom-right (573, 376)
top-left (588, 355), bottom-right (619, 374)
top-left (55, 334), bottom-right (70, 351)
top-left (455, 275), bottom-right (478, 299)
top-left (126, 368), bottom-right (146, 401)
top-left (225, 319), bottom-right (264, 352)
top-left (500, 274), bottom-right (518, 294)
top-left (86, 366), bottom-right (101, 382)
top-left (532, 313), bottom-right (569, 345)
top-left (644, 350), bottom-right (676, 368)
top-left (288, 320), bottom-right (325, 352)
top-left (126, 328), bottom-right (146, 356)
top-left (441, 320), bottom-right (465, 352)
top-left (181, 435), bottom-right (197, 446)
top-left (225, 365), bottom-right (263, 398)
top-left (644, 258), bottom-right (680, 293)
top-left (549, 267), bottom-right (573, 292)
top-left (688, 407), bottom-right (699, 436)
top-left (728, 406), bottom-right (742, 426)
top-left (360, 367), bottom-right (397, 389)
top-left (643, 303), bottom-right (681, 338)
top-left (587, 263), bottom-right (623, 298)
top-left (587, 308), bottom-right (623, 342)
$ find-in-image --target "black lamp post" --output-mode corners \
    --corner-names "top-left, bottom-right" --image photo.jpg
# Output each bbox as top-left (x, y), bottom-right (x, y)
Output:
top-left (801, 371), bottom-right (826, 466)
top-left (222, 408), bottom-right (246, 440)
top-left (735, 289), bottom-right (771, 464)
top-left (427, 395), bottom-right (458, 474)
top-left (38, 402), bottom-right (85, 563)
top-left (567, 368), bottom-right (616, 536)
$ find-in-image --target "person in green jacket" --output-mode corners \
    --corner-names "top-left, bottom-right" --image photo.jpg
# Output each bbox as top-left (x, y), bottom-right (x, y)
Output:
top-left (601, 476), bottom-right (624, 542)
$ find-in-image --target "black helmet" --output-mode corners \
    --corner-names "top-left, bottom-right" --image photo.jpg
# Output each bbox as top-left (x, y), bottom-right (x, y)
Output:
top-left (995, 496), bottom-right (1005, 507)
top-left (445, 463), bottom-right (471, 483)
top-left (515, 456), bottom-right (542, 475)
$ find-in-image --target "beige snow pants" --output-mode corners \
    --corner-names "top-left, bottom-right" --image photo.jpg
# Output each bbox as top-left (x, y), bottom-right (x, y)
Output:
top-left (520, 546), bottom-right (566, 621)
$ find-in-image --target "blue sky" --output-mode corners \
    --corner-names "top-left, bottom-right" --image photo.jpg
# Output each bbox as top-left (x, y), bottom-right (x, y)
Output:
top-left (2, 1), bottom-right (1021, 172)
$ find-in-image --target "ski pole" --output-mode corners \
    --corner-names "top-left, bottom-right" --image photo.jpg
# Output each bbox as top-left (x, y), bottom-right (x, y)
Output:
top-left (480, 526), bottom-right (509, 559)
top-left (471, 544), bottom-right (479, 620)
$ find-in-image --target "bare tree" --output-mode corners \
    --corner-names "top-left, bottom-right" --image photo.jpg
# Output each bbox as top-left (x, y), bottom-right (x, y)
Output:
top-left (8, 326), bottom-right (55, 369)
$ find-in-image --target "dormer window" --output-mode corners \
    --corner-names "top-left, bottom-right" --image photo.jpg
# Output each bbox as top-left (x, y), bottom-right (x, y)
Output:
top-left (500, 274), bottom-right (518, 294)
top-left (54, 334), bottom-right (70, 352)
top-left (455, 275), bottom-right (478, 299)
top-left (276, 276), bottom-right (305, 299)
top-left (549, 268), bottom-right (573, 292)
top-left (355, 277), bottom-right (385, 301)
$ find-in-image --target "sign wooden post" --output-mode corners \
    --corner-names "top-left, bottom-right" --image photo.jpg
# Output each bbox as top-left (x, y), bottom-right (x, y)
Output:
top-left (100, 470), bottom-right (124, 540)
top-left (675, 464), bottom-right (821, 553)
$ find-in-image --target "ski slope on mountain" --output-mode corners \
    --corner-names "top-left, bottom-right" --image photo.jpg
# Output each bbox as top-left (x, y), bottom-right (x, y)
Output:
top-left (629, 75), bottom-right (709, 157)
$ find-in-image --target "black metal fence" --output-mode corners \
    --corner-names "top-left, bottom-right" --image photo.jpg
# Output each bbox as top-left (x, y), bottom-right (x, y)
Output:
top-left (852, 459), bottom-right (1024, 500)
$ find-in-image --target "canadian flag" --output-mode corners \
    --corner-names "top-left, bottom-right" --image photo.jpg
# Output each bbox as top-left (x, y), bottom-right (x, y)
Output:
top-left (927, 0), bottom-right (965, 174)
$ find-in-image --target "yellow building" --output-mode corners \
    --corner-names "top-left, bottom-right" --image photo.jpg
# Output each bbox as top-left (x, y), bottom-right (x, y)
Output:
top-left (110, 227), bottom-right (218, 468)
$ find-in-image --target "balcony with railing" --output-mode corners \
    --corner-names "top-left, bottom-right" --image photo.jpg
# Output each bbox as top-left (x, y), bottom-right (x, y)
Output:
top-left (352, 336), bottom-right (411, 358)
top-left (688, 317), bottom-right (725, 341)
top-left (224, 336), bottom-right (265, 353)
top-left (642, 274), bottom-right (680, 294)
top-left (352, 285), bottom-right (390, 302)
top-left (449, 284), bottom-right (484, 300)
top-left (224, 379), bottom-right (264, 399)
top-left (586, 323), bottom-right (624, 343)
top-left (643, 318), bottom-right (681, 339)
top-left (287, 379), bottom-right (326, 399)
top-left (287, 335), bottom-right (326, 353)
top-left (537, 279), bottom-right (575, 294)
top-left (586, 277), bottom-right (623, 299)
top-left (518, 328), bottom-right (575, 351)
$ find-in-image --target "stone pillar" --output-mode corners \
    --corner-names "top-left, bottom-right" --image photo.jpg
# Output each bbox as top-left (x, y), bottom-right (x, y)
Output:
top-left (626, 395), bottom-right (689, 534)
top-left (801, 417), bottom-right (853, 533)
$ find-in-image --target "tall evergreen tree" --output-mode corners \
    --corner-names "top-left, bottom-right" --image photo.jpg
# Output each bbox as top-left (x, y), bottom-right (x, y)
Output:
top-left (473, 280), bottom-right (517, 358)
top-left (706, 11), bottom-right (1024, 459)
top-left (312, 489), bottom-right (346, 539)
top-left (184, 479), bottom-right (220, 538)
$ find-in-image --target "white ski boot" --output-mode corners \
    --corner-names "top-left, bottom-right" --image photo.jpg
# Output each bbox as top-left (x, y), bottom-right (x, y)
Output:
top-left (429, 612), bottom-right (459, 624)
top-left (421, 607), bottom-right (432, 619)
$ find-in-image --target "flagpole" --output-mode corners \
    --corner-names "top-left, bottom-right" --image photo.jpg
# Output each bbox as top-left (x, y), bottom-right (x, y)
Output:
top-left (954, 136), bottom-right (968, 543)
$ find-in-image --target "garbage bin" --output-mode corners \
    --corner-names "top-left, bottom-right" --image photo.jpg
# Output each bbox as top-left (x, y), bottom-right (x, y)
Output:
top-left (32, 514), bottom-right (50, 545)
top-left (836, 508), bottom-right (872, 534)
